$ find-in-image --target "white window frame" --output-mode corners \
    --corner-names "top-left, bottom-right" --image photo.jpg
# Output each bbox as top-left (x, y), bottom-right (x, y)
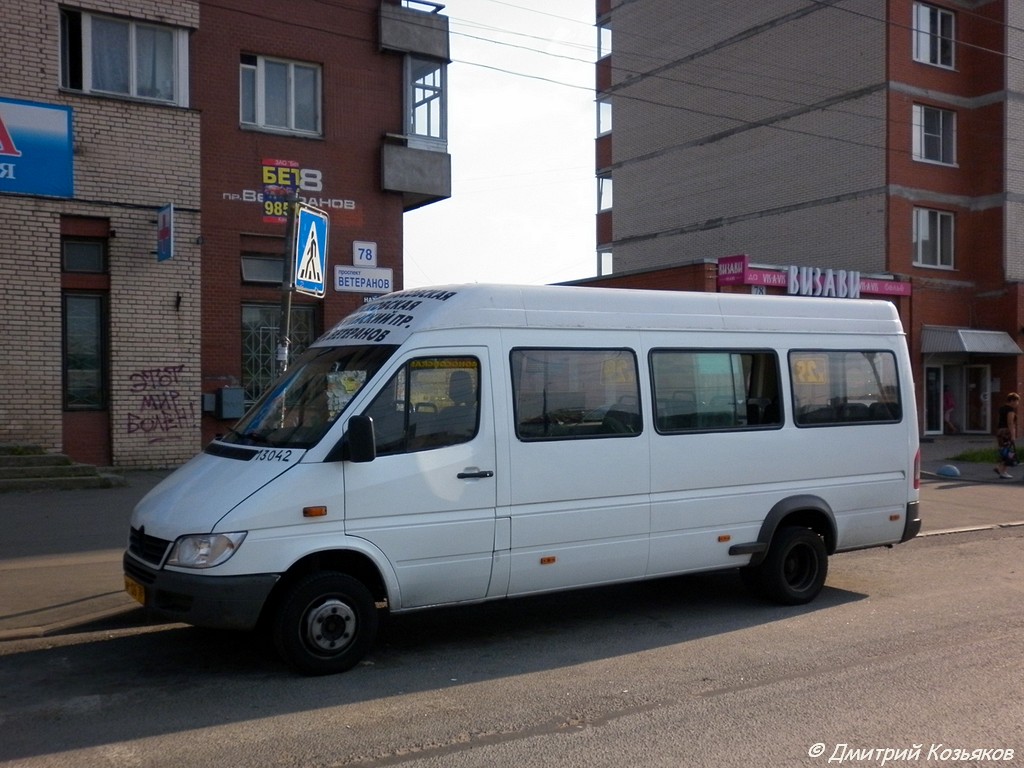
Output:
top-left (598, 20), bottom-right (612, 60)
top-left (913, 208), bottom-right (955, 269)
top-left (598, 173), bottom-right (613, 212)
top-left (912, 104), bottom-right (956, 165)
top-left (912, 2), bottom-right (955, 69)
top-left (61, 10), bottom-right (189, 106)
top-left (597, 97), bottom-right (612, 137)
top-left (406, 56), bottom-right (447, 150)
top-left (239, 54), bottom-right (322, 136)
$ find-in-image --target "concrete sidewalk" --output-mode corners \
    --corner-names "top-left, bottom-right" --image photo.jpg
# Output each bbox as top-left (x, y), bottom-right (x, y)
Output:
top-left (0, 469), bottom-right (170, 641)
top-left (1, 437), bottom-right (1022, 642)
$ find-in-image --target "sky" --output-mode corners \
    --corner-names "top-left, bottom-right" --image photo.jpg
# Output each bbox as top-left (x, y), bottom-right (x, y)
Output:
top-left (402, 0), bottom-right (596, 289)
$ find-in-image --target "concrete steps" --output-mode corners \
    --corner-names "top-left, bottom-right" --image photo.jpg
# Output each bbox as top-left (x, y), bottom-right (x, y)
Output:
top-left (0, 445), bottom-right (124, 493)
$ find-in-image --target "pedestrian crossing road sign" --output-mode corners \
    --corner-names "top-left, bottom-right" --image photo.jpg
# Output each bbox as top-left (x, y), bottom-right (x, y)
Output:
top-left (294, 203), bottom-right (329, 298)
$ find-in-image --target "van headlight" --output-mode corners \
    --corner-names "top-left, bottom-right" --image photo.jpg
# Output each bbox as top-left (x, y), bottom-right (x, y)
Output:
top-left (167, 532), bottom-right (247, 568)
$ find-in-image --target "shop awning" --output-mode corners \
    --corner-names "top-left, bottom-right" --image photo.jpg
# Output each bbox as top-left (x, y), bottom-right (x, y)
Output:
top-left (921, 326), bottom-right (1023, 356)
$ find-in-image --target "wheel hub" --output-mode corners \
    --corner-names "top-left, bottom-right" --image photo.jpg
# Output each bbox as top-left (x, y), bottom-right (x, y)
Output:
top-left (304, 598), bottom-right (357, 654)
top-left (784, 545), bottom-right (816, 589)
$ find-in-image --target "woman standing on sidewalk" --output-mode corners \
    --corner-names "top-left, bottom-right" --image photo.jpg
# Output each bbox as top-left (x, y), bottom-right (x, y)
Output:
top-left (994, 392), bottom-right (1019, 479)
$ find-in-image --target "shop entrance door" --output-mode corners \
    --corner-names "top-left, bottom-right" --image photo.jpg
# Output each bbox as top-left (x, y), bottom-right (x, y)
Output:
top-left (924, 366), bottom-right (942, 435)
top-left (964, 365), bottom-right (991, 433)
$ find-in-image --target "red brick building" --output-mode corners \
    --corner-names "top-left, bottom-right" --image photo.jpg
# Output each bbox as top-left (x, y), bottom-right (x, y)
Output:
top-left (587, 0), bottom-right (1024, 437)
top-left (193, 0), bottom-right (450, 445)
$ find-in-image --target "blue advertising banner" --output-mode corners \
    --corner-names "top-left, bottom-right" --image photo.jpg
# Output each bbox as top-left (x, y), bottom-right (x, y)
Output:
top-left (0, 97), bottom-right (74, 198)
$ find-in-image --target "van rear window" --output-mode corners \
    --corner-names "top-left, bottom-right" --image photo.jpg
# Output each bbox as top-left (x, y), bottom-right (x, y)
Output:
top-left (511, 348), bottom-right (641, 440)
top-left (790, 350), bottom-right (901, 426)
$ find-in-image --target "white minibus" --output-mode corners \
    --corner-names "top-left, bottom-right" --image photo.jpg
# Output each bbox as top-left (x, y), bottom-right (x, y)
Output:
top-left (124, 284), bottom-right (921, 674)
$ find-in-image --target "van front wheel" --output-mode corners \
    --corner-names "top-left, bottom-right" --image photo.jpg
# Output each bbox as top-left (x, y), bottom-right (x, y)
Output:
top-left (273, 572), bottom-right (378, 675)
top-left (741, 527), bottom-right (827, 605)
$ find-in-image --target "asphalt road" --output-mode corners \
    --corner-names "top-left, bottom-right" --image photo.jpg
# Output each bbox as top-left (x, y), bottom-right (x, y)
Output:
top-left (0, 526), bottom-right (1021, 768)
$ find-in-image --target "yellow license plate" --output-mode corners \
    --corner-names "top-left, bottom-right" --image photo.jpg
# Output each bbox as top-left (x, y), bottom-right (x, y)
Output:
top-left (124, 575), bottom-right (146, 605)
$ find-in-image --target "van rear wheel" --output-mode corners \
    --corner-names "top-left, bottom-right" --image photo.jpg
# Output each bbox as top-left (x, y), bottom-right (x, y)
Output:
top-left (741, 526), bottom-right (827, 605)
top-left (273, 572), bottom-right (378, 675)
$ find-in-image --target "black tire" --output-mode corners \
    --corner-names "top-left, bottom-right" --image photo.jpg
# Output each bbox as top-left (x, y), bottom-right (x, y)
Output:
top-left (273, 572), bottom-right (378, 676)
top-left (741, 526), bottom-right (828, 605)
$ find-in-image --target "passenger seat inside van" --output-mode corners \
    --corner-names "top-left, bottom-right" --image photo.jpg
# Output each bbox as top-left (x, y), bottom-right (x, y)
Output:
top-left (434, 370), bottom-right (477, 440)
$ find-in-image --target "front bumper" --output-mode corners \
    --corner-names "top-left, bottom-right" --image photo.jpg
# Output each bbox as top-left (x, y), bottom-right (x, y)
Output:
top-left (124, 553), bottom-right (279, 631)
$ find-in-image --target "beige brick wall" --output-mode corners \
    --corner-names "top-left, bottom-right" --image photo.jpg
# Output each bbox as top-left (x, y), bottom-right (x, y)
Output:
top-left (1, 0), bottom-right (201, 467)
top-left (0, 205), bottom-right (64, 452)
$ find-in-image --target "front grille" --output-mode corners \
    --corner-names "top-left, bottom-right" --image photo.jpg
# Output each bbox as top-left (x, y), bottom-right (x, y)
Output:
top-left (124, 555), bottom-right (157, 585)
top-left (128, 526), bottom-right (172, 566)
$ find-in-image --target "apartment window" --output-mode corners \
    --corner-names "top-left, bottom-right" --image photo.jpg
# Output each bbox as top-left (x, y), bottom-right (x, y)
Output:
top-left (913, 208), bottom-right (954, 269)
top-left (597, 98), bottom-right (612, 136)
top-left (60, 9), bottom-right (188, 105)
top-left (598, 173), bottom-right (613, 212)
top-left (598, 249), bottom-right (613, 276)
top-left (912, 104), bottom-right (955, 165)
top-left (598, 20), bottom-right (612, 59)
top-left (912, 3), bottom-right (955, 68)
top-left (240, 54), bottom-right (321, 135)
top-left (407, 56), bottom-right (447, 146)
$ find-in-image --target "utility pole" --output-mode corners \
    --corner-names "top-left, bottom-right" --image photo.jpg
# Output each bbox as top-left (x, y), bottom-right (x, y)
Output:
top-left (276, 193), bottom-right (299, 378)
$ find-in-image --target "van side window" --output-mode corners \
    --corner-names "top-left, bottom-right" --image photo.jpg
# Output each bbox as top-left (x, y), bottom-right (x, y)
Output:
top-left (511, 348), bottom-right (641, 440)
top-left (790, 350), bottom-right (901, 426)
top-left (362, 357), bottom-right (480, 454)
top-left (651, 349), bottom-right (782, 432)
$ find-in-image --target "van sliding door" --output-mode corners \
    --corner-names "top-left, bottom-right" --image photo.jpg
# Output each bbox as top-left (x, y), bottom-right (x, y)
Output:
top-left (506, 343), bottom-right (650, 594)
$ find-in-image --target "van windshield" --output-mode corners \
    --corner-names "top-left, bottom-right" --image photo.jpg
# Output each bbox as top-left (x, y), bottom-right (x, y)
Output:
top-left (222, 345), bottom-right (397, 449)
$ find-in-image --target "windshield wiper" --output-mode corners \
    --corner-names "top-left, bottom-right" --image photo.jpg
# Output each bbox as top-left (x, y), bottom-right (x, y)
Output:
top-left (230, 430), bottom-right (274, 446)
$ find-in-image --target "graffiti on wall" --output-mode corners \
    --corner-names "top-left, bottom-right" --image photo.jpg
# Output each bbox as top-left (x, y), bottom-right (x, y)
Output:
top-left (126, 365), bottom-right (196, 442)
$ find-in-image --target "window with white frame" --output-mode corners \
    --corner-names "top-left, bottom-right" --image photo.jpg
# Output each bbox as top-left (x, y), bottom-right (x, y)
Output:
top-left (407, 56), bottom-right (447, 147)
top-left (598, 97), bottom-right (612, 136)
top-left (598, 20), bottom-right (612, 59)
top-left (598, 173), bottom-right (613, 212)
top-left (60, 9), bottom-right (188, 105)
top-left (240, 54), bottom-right (321, 135)
top-left (912, 104), bottom-right (955, 165)
top-left (913, 208), bottom-right (954, 268)
top-left (912, 2), bottom-right (955, 68)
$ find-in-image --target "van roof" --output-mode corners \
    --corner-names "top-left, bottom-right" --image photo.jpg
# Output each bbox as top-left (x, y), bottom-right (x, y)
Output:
top-left (314, 283), bottom-right (905, 348)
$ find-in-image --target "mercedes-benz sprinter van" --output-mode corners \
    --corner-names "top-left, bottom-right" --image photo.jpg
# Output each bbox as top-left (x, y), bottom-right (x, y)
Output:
top-left (124, 284), bottom-right (920, 674)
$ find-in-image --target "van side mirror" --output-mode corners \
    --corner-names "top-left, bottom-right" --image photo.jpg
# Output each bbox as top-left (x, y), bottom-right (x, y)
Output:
top-left (345, 415), bottom-right (377, 463)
